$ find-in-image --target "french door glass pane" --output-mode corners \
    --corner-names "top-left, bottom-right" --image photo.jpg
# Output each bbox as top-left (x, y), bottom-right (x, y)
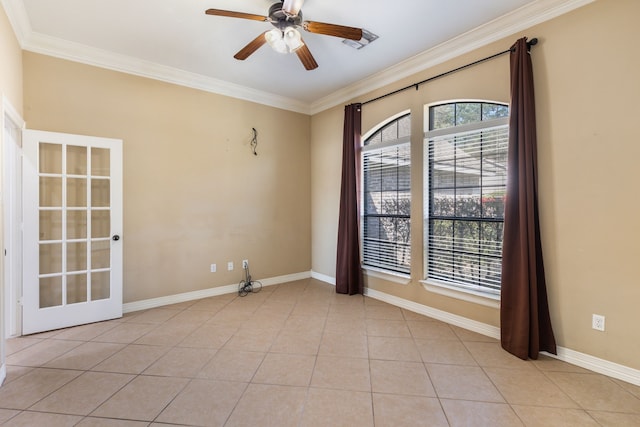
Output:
top-left (67, 210), bottom-right (88, 239)
top-left (91, 210), bottom-right (110, 238)
top-left (39, 177), bottom-right (62, 207)
top-left (67, 273), bottom-right (88, 304)
top-left (40, 276), bottom-right (62, 308)
top-left (91, 271), bottom-right (110, 300)
top-left (67, 177), bottom-right (87, 207)
top-left (92, 240), bottom-right (110, 269)
top-left (91, 148), bottom-right (110, 176)
top-left (91, 179), bottom-right (110, 207)
top-left (40, 243), bottom-right (62, 274)
top-left (39, 143), bottom-right (62, 174)
top-left (67, 242), bottom-right (87, 272)
top-left (67, 145), bottom-right (87, 175)
top-left (40, 210), bottom-right (62, 241)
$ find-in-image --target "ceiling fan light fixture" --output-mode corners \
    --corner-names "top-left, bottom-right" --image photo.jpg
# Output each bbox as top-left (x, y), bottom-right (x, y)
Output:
top-left (284, 27), bottom-right (304, 52)
top-left (265, 27), bottom-right (304, 54)
top-left (265, 28), bottom-right (288, 53)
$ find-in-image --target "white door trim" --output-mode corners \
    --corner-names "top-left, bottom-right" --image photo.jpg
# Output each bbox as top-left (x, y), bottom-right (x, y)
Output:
top-left (1, 95), bottom-right (25, 386)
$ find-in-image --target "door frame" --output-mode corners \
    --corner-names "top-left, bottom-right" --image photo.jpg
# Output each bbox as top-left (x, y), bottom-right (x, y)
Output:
top-left (1, 96), bottom-right (25, 386)
top-left (2, 96), bottom-right (25, 340)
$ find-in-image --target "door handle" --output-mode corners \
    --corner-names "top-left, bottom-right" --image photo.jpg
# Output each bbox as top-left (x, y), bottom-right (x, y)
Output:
top-left (112, 235), bottom-right (120, 241)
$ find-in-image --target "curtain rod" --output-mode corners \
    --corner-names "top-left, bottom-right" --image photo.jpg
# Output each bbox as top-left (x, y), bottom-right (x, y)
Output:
top-left (361, 37), bottom-right (538, 106)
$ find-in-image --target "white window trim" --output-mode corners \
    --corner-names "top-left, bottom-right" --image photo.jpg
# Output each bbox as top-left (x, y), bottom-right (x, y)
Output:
top-left (420, 279), bottom-right (500, 308)
top-left (364, 266), bottom-right (411, 285)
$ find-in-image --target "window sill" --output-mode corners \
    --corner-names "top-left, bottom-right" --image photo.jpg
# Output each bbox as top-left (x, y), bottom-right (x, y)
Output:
top-left (364, 267), bottom-right (411, 285)
top-left (420, 279), bottom-right (500, 308)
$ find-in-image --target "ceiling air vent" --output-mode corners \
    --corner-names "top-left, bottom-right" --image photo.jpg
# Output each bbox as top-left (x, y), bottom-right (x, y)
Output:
top-left (343, 29), bottom-right (378, 49)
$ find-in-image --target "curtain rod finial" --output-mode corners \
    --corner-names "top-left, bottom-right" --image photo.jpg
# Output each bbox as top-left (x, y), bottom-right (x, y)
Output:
top-left (528, 37), bottom-right (538, 46)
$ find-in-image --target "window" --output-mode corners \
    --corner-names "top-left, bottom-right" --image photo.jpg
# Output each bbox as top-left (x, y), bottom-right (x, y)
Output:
top-left (362, 113), bottom-right (411, 275)
top-left (424, 102), bottom-right (508, 295)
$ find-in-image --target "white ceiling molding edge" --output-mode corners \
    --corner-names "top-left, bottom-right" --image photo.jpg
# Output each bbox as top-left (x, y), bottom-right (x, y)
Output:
top-left (24, 32), bottom-right (311, 114)
top-left (1, 0), bottom-right (30, 42)
top-left (309, 0), bottom-right (595, 115)
top-left (2, 0), bottom-right (593, 117)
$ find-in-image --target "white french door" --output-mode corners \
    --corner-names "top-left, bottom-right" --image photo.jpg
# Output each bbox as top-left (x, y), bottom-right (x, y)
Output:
top-left (22, 130), bottom-right (123, 335)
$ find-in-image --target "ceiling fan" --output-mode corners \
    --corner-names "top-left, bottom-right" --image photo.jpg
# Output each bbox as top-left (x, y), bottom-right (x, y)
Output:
top-left (205, 0), bottom-right (363, 70)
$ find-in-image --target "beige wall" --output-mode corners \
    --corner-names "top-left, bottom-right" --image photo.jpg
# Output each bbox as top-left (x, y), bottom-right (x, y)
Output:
top-left (311, 0), bottom-right (640, 370)
top-left (1, 2), bottom-right (24, 377)
top-left (0, 4), bottom-right (22, 114)
top-left (23, 53), bottom-right (311, 303)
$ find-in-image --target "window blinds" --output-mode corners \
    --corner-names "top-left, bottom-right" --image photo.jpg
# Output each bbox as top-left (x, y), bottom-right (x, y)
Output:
top-left (426, 122), bottom-right (508, 293)
top-left (362, 141), bottom-right (411, 274)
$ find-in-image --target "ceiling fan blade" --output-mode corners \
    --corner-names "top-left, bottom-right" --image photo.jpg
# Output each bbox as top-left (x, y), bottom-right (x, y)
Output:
top-left (234, 32), bottom-right (269, 60)
top-left (282, 0), bottom-right (305, 17)
top-left (205, 8), bottom-right (268, 22)
top-left (295, 43), bottom-right (318, 70)
top-left (303, 21), bottom-right (363, 40)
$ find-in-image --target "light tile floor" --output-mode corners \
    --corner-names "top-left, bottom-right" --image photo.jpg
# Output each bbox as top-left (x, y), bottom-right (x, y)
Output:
top-left (1, 279), bottom-right (639, 426)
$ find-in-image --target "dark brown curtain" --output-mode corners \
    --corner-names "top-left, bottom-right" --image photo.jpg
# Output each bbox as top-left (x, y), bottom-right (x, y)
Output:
top-left (500, 38), bottom-right (557, 360)
top-left (336, 103), bottom-right (364, 295)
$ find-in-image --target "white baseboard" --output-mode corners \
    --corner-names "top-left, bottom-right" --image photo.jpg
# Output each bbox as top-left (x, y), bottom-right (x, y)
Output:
top-left (364, 287), bottom-right (640, 386)
top-left (544, 347), bottom-right (640, 386)
top-left (259, 271), bottom-right (311, 287)
top-left (310, 271), bottom-right (336, 286)
top-left (122, 271), bottom-right (311, 313)
top-left (364, 287), bottom-right (501, 339)
top-left (0, 363), bottom-right (6, 387)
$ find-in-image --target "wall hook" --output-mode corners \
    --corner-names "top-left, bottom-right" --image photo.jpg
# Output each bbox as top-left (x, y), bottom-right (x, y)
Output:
top-left (251, 127), bottom-right (258, 156)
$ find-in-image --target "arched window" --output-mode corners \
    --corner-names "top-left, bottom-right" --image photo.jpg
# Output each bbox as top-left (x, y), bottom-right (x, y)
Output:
top-left (424, 101), bottom-right (508, 294)
top-left (362, 113), bottom-right (411, 275)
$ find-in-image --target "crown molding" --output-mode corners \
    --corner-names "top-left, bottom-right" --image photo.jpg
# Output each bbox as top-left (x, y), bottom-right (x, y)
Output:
top-left (22, 32), bottom-right (311, 114)
top-left (1, 0), bottom-right (31, 43)
top-left (2, 0), bottom-right (593, 116)
top-left (309, 0), bottom-right (595, 114)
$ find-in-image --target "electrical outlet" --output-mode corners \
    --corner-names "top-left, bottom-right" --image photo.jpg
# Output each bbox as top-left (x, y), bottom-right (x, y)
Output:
top-left (227, 261), bottom-right (234, 271)
top-left (592, 314), bottom-right (605, 331)
top-left (210, 263), bottom-right (216, 273)
top-left (242, 259), bottom-right (249, 269)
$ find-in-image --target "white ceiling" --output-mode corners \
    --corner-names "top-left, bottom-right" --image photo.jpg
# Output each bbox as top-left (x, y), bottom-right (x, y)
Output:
top-left (3, 0), bottom-right (590, 114)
